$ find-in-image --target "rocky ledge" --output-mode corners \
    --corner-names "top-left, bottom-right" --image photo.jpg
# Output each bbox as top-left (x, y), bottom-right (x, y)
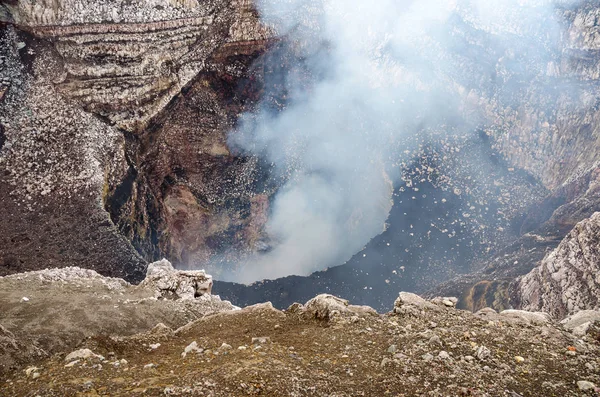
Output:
top-left (0, 260), bottom-right (236, 375)
top-left (1, 267), bottom-right (600, 396)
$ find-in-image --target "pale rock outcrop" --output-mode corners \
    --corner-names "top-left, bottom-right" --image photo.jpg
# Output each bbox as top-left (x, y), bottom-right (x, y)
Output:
top-left (297, 294), bottom-right (377, 321)
top-left (498, 310), bottom-right (552, 325)
top-left (0, 266), bottom-right (129, 291)
top-left (3, 0), bottom-right (273, 133)
top-left (4, 0), bottom-right (209, 26)
top-left (430, 296), bottom-right (459, 308)
top-left (561, 310), bottom-right (600, 337)
top-left (518, 212), bottom-right (600, 318)
top-left (64, 348), bottom-right (104, 362)
top-left (394, 292), bottom-right (438, 313)
top-left (139, 259), bottom-right (213, 300)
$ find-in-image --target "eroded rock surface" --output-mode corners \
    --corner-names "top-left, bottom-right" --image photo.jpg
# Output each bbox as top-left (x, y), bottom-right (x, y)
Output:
top-left (0, 0), bottom-right (272, 279)
top-left (517, 212), bottom-right (600, 318)
top-left (139, 259), bottom-right (213, 299)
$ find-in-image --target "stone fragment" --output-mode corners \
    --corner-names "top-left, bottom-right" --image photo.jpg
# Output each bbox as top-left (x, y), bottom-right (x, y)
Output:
top-left (422, 353), bottom-right (434, 361)
top-left (395, 292), bottom-right (437, 310)
top-left (219, 343), bottom-right (232, 350)
top-left (182, 341), bottom-right (203, 358)
top-left (251, 337), bottom-right (271, 345)
top-left (577, 380), bottom-right (596, 391)
top-left (476, 346), bottom-right (491, 361)
top-left (561, 310), bottom-right (600, 332)
top-left (65, 348), bottom-right (104, 362)
top-left (301, 294), bottom-right (376, 320)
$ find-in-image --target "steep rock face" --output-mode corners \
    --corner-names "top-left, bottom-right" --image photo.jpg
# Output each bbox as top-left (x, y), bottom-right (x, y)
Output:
top-left (0, 26), bottom-right (146, 280)
top-left (9, 0), bottom-right (270, 132)
top-left (423, 4), bottom-right (600, 311)
top-left (517, 212), bottom-right (600, 318)
top-left (3, 0), bottom-right (600, 309)
top-left (468, 5), bottom-right (600, 191)
top-left (4, 0), bottom-right (205, 25)
top-left (109, 37), bottom-right (274, 272)
top-left (0, 0), bottom-right (272, 279)
top-left (429, 161), bottom-right (600, 313)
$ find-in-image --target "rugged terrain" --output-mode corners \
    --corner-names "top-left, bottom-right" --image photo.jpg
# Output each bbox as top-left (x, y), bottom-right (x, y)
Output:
top-left (3, 1), bottom-right (600, 395)
top-left (2, 0), bottom-right (600, 358)
top-left (0, 260), bottom-right (235, 374)
top-left (1, 268), bottom-right (600, 397)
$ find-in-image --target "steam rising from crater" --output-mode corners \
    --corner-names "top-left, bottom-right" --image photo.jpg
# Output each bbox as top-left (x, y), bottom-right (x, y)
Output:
top-left (224, 0), bottom-right (580, 283)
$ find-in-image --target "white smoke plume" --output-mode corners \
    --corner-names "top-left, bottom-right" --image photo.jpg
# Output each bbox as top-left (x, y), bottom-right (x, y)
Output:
top-left (224, 0), bottom-right (580, 283)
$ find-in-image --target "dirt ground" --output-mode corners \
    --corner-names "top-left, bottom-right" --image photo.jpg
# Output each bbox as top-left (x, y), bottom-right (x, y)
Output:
top-left (0, 267), bottom-right (235, 374)
top-left (1, 294), bottom-right (599, 397)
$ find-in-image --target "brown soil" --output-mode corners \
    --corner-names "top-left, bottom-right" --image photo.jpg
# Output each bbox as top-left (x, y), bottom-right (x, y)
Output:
top-left (2, 300), bottom-right (599, 397)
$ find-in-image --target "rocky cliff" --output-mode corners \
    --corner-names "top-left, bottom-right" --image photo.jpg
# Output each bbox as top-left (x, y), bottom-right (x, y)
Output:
top-left (517, 211), bottom-right (600, 318)
top-left (2, 0), bottom-right (600, 321)
top-left (0, 0), bottom-right (273, 280)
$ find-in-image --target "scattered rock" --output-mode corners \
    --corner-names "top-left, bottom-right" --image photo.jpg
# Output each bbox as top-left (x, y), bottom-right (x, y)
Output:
top-left (303, 294), bottom-right (349, 320)
top-left (577, 380), bottom-right (597, 391)
top-left (431, 297), bottom-right (458, 308)
top-left (150, 323), bottom-right (175, 337)
top-left (219, 343), bottom-right (232, 351)
top-left (561, 311), bottom-right (600, 333)
top-left (476, 346), bottom-right (491, 361)
top-left (64, 348), bottom-right (104, 362)
top-left (181, 341), bottom-right (203, 358)
top-left (300, 294), bottom-right (375, 320)
top-left (429, 335), bottom-right (442, 347)
top-left (24, 366), bottom-right (39, 377)
top-left (422, 353), bottom-right (434, 362)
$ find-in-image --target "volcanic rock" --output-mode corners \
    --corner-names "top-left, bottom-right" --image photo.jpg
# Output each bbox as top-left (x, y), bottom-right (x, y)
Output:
top-left (138, 259), bottom-right (213, 300)
top-left (517, 212), bottom-right (600, 318)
